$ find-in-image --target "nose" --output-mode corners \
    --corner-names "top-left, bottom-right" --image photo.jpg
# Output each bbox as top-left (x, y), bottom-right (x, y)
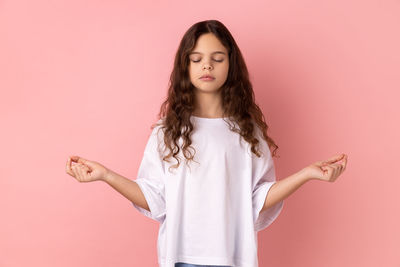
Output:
top-left (202, 63), bottom-right (213, 70)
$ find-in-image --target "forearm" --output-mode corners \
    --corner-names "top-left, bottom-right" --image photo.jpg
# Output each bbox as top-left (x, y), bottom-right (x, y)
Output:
top-left (260, 169), bottom-right (311, 212)
top-left (103, 169), bottom-right (150, 212)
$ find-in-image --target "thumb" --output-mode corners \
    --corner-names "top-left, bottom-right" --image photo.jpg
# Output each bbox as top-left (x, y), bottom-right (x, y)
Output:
top-left (78, 157), bottom-right (99, 170)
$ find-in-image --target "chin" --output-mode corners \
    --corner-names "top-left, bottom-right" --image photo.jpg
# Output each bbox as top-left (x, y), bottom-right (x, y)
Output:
top-left (195, 82), bottom-right (222, 90)
top-left (195, 87), bottom-right (222, 93)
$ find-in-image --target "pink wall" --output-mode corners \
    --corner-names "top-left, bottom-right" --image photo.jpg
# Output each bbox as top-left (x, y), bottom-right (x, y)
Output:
top-left (1, 0), bottom-right (399, 266)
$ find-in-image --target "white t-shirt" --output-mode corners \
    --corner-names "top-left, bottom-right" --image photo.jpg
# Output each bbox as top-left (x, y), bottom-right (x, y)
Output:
top-left (132, 116), bottom-right (284, 267)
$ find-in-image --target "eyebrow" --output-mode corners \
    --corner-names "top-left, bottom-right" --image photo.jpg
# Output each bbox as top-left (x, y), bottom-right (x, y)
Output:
top-left (189, 51), bottom-right (226, 55)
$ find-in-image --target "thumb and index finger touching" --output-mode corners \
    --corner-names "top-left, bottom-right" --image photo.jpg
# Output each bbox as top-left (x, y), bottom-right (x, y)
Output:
top-left (323, 153), bottom-right (348, 166)
top-left (69, 155), bottom-right (85, 163)
top-left (68, 155), bottom-right (95, 169)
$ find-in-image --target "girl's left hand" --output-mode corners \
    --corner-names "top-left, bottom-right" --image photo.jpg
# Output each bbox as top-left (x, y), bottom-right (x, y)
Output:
top-left (302, 154), bottom-right (348, 182)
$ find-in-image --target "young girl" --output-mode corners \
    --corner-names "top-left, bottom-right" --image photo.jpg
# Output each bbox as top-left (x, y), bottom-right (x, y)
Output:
top-left (65, 20), bottom-right (348, 267)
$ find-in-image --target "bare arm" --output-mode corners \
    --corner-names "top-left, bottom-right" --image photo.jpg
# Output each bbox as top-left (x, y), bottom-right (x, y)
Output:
top-left (104, 169), bottom-right (150, 212)
top-left (260, 153), bottom-right (348, 213)
top-left (66, 156), bottom-right (150, 212)
top-left (260, 169), bottom-right (309, 213)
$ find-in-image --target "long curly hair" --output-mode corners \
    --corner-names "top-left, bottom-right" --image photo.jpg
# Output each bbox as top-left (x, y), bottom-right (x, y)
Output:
top-left (151, 19), bottom-right (279, 173)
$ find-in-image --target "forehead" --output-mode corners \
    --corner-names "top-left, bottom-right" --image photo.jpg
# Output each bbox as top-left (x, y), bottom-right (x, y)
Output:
top-left (189, 33), bottom-right (228, 55)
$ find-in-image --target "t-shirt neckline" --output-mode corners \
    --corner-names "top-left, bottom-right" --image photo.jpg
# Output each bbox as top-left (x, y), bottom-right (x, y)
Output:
top-left (191, 115), bottom-right (226, 119)
top-left (190, 115), bottom-right (234, 123)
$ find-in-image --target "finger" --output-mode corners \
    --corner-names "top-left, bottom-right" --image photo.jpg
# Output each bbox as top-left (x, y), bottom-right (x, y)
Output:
top-left (343, 156), bottom-right (348, 170)
top-left (340, 161), bottom-right (346, 174)
top-left (337, 163), bottom-right (344, 174)
top-left (71, 155), bottom-right (87, 165)
top-left (330, 164), bottom-right (338, 178)
top-left (71, 165), bottom-right (79, 180)
top-left (81, 165), bottom-right (90, 177)
top-left (322, 165), bottom-right (332, 174)
top-left (332, 162), bottom-right (342, 169)
top-left (66, 157), bottom-right (71, 174)
top-left (336, 157), bottom-right (346, 173)
top-left (325, 165), bottom-right (334, 179)
top-left (325, 154), bottom-right (344, 164)
top-left (76, 165), bottom-right (85, 181)
top-left (78, 164), bottom-right (87, 180)
top-left (322, 166), bottom-right (331, 179)
top-left (325, 153), bottom-right (346, 164)
top-left (82, 159), bottom-right (95, 171)
top-left (335, 163), bottom-right (343, 176)
top-left (70, 155), bottom-right (80, 163)
top-left (80, 165), bottom-right (90, 180)
top-left (70, 160), bottom-right (80, 177)
top-left (69, 157), bottom-right (75, 171)
top-left (75, 156), bottom-right (95, 170)
top-left (77, 157), bottom-right (88, 165)
top-left (338, 160), bottom-right (344, 169)
top-left (82, 166), bottom-right (91, 180)
top-left (336, 162), bottom-right (343, 173)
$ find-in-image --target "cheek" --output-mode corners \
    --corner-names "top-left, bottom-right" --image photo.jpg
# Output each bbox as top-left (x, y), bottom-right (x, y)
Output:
top-left (219, 61), bottom-right (229, 71)
top-left (190, 65), bottom-right (201, 75)
top-left (189, 64), bottom-right (195, 73)
top-left (189, 67), bottom-right (198, 82)
top-left (224, 62), bottom-right (229, 72)
top-left (218, 63), bottom-right (229, 77)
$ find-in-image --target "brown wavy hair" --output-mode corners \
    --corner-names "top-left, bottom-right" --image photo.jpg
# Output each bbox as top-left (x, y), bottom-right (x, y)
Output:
top-left (150, 19), bottom-right (279, 173)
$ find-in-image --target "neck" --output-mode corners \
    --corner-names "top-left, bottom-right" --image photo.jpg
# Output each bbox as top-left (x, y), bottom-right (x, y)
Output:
top-left (193, 90), bottom-right (224, 118)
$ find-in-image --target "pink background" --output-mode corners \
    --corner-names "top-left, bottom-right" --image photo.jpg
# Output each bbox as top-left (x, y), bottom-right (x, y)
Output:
top-left (1, 0), bottom-right (399, 266)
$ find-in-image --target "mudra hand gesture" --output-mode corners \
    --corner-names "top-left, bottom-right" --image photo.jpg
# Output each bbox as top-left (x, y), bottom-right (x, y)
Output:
top-left (303, 154), bottom-right (348, 182)
top-left (65, 156), bottom-right (110, 183)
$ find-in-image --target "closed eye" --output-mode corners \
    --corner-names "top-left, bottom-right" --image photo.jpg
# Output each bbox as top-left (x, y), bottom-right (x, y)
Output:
top-left (191, 59), bottom-right (224, 63)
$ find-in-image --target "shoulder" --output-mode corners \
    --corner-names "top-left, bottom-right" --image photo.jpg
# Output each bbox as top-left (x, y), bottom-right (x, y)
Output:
top-left (151, 119), bottom-right (165, 139)
top-left (252, 123), bottom-right (271, 159)
top-left (147, 119), bottom-right (166, 153)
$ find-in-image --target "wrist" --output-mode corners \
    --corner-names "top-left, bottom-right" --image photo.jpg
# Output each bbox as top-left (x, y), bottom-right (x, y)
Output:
top-left (103, 169), bottom-right (114, 184)
top-left (298, 168), bottom-right (314, 182)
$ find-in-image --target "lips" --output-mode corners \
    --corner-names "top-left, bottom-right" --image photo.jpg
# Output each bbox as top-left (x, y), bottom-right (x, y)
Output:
top-left (200, 74), bottom-right (215, 80)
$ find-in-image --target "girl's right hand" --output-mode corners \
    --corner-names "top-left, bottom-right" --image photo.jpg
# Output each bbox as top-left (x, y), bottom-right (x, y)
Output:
top-left (66, 155), bottom-right (109, 183)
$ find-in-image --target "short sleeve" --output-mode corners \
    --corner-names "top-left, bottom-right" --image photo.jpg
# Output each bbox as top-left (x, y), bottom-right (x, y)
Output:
top-left (132, 125), bottom-right (166, 224)
top-left (252, 129), bottom-right (284, 232)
